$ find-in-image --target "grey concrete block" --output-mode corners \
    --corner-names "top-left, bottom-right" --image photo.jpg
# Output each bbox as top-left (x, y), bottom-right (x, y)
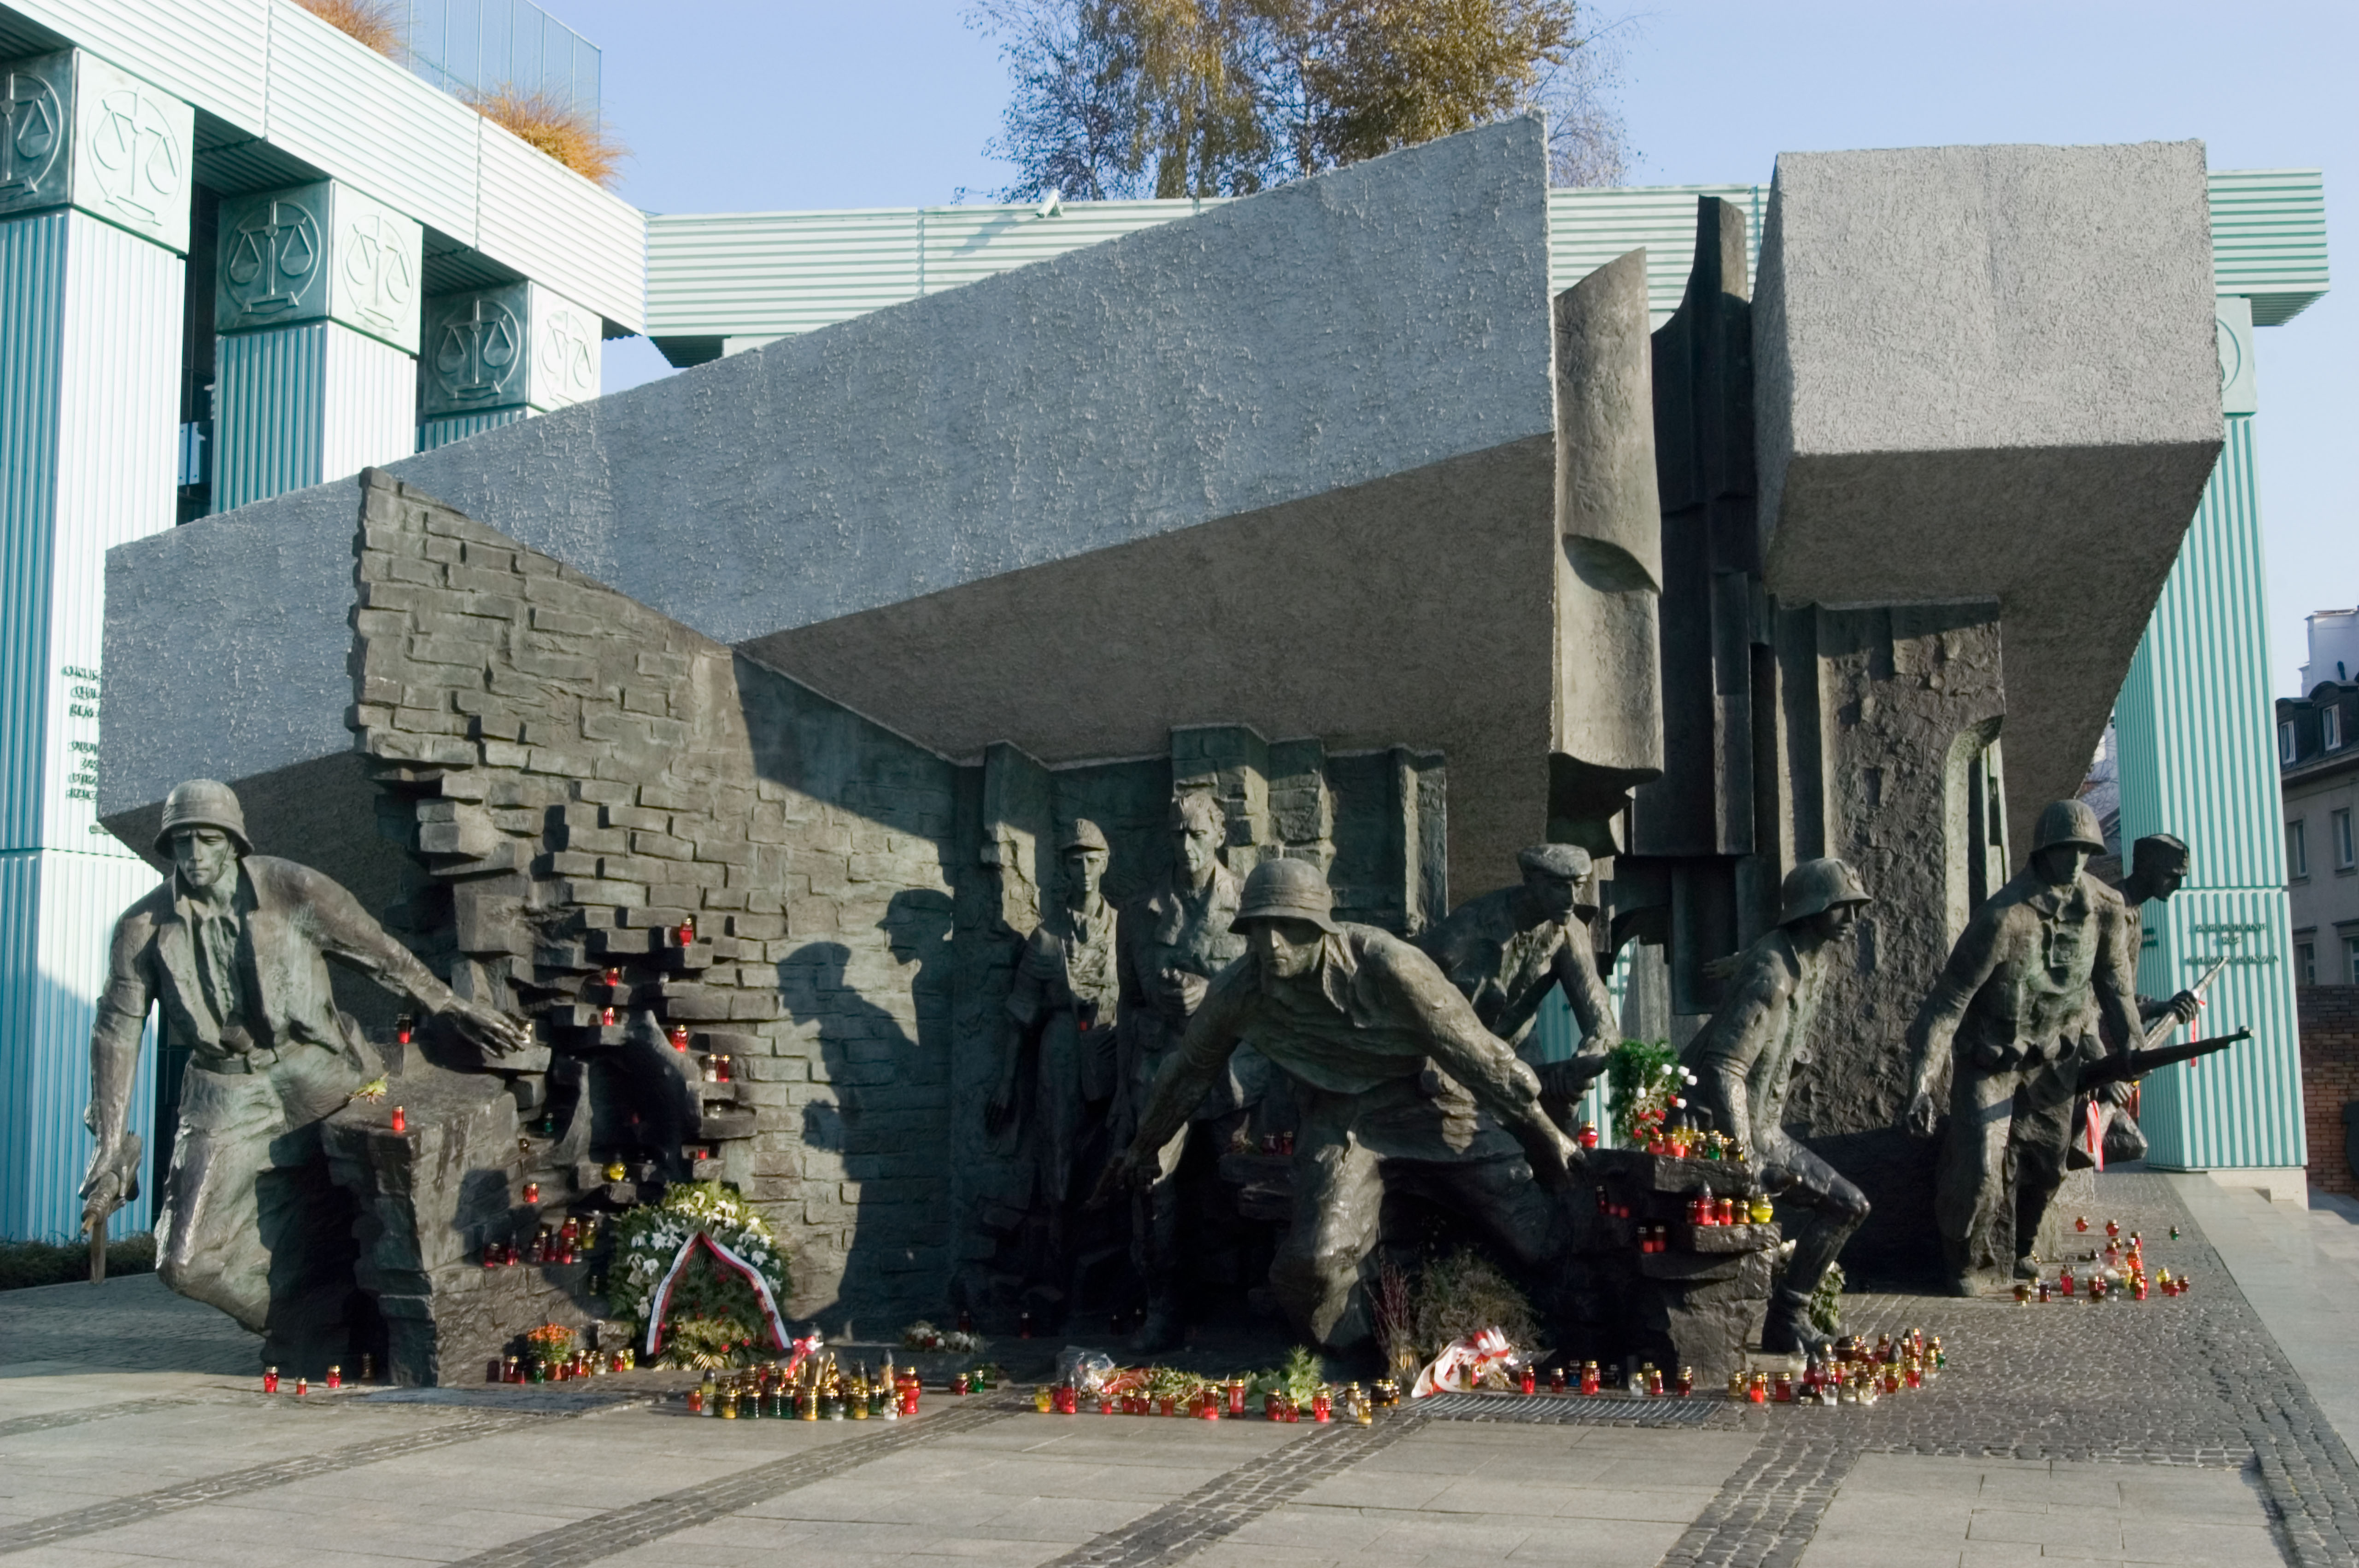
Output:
top-left (1754, 140), bottom-right (2224, 832)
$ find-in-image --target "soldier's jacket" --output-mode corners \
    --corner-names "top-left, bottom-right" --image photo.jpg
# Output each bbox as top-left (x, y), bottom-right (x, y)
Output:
top-left (1415, 887), bottom-right (1618, 1057)
top-left (93, 857), bottom-right (451, 1135)
top-left (1116, 866), bottom-right (1251, 1124)
top-left (1909, 864), bottom-right (2142, 1076)
top-left (1133, 924), bottom-right (1546, 1162)
top-left (1683, 926), bottom-right (1831, 1146)
top-left (1006, 899), bottom-right (1120, 1104)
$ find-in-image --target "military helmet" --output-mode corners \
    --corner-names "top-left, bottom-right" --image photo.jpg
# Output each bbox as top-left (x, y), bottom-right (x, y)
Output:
top-left (1234, 855), bottom-right (1340, 934)
top-left (1060, 819), bottom-right (1109, 852)
top-left (2031, 798), bottom-right (2107, 856)
top-left (1775, 857), bottom-right (1870, 927)
top-left (155, 779), bottom-right (252, 858)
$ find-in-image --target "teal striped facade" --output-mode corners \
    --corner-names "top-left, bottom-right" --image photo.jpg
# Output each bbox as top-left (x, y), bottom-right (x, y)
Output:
top-left (0, 208), bottom-right (176, 1239)
top-left (2114, 415), bottom-right (2306, 1170)
top-left (418, 407), bottom-right (530, 451)
top-left (213, 321), bottom-right (418, 514)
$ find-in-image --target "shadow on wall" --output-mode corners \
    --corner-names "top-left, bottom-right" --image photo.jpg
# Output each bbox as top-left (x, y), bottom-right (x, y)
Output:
top-left (776, 887), bottom-right (956, 1335)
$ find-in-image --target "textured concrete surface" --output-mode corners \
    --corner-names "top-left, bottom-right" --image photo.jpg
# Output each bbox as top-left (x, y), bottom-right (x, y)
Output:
top-left (1753, 140), bottom-right (2224, 839)
top-left (103, 119), bottom-right (1556, 843)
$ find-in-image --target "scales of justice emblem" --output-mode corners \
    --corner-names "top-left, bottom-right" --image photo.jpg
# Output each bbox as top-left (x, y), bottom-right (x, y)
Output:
top-left (434, 296), bottom-right (526, 404)
top-left (225, 198), bottom-right (323, 317)
top-left (0, 69), bottom-right (65, 202)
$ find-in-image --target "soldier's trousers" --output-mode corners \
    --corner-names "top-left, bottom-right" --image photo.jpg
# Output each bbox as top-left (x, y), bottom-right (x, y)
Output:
top-left (1756, 1133), bottom-right (1869, 1309)
top-left (1936, 1054), bottom-right (2077, 1283)
top-left (1271, 1081), bottom-right (1571, 1351)
top-left (157, 1053), bottom-right (357, 1335)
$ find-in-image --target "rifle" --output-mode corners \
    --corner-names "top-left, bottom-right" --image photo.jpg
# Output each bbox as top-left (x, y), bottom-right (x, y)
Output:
top-left (2079, 1027), bottom-right (2251, 1091)
top-left (82, 1133), bottom-right (143, 1284)
top-left (2140, 954), bottom-right (2231, 1050)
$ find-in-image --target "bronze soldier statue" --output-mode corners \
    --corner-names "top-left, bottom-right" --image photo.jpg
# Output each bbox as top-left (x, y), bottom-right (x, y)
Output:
top-left (1113, 791), bottom-right (1249, 1352)
top-left (1901, 799), bottom-right (2142, 1294)
top-left (1100, 857), bottom-right (1581, 1352)
top-left (2077, 834), bottom-right (2202, 1166)
top-left (986, 819), bottom-right (1121, 1294)
top-left (1682, 858), bottom-right (1872, 1353)
top-left (1418, 843), bottom-right (1621, 1130)
top-left (82, 780), bottom-right (527, 1341)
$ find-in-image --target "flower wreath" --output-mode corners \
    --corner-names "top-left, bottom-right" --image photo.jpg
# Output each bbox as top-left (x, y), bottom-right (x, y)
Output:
top-left (606, 1182), bottom-right (792, 1359)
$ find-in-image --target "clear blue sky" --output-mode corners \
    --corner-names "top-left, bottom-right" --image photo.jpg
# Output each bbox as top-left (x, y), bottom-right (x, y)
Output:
top-left (562, 0), bottom-right (2350, 698)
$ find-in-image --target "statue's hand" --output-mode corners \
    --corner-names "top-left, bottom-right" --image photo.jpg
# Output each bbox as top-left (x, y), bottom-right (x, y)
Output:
top-left (1088, 1145), bottom-right (1157, 1210)
top-left (444, 997), bottom-right (530, 1057)
top-left (1904, 1088), bottom-right (1939, 1140)
top-left (985, 1071), bottom-right (1020, 1133)
top-left (2166, 989), bottom-right (2201, 1026)
top-left (1155, 971), bottom-right (1208, 1019)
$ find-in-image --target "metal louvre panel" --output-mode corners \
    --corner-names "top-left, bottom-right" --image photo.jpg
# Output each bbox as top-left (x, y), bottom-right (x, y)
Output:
top-left (475, 116), bottom-right (646, 333)
top-left (2117, 417), bottom-right (2306, 1170)
top-left (645, 209), bottom-right (925, 338)
top-left (1547, 184), bottom-right (1762, 320)
top-left (213, 322), bottom-right (327, 512)
top-left (0, 849), bottom-right (162, 1241)
top-left (263, 1), bottom-right (480, 244)
top-left (417, 407), bottom-right (529, 451)
top-left (6, 0), bottom-right (271, 136)
top-left (0, 212), bottom-right (67, 853)
top-left (318, 320), bottom-right (417, 484)
top-left (49, 213), bottom-right (181, 852)
top-left (2206, 169), bottom-right (2328, 326)
top-left (917, 199), bottom-right (1224, 294)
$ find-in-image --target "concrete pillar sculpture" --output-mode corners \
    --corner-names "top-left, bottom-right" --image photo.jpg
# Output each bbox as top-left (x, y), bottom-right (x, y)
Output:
top-left (416, 281), bottom-right (602, 451)
top-left (0, 47), bottom-right (189, 1239)
top-left (211, 179), bottom-right (421, 512)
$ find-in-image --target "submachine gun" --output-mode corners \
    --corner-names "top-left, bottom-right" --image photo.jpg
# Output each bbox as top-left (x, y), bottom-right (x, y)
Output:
top-left (2078, 953), bottom-right (2250, 1092)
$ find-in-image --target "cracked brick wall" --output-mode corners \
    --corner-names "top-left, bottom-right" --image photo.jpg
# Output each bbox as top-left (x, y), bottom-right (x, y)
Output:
top-left (346, 470), bottom-right (961, 1328)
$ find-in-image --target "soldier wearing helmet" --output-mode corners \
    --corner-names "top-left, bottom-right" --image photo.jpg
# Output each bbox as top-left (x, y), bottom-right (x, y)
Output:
top-left (986, 819), bottom-right (1121, 1305)
top-left (1901, 798), bottom-right (2142, 1293)
top-left (1417, 843), bottom-right (1621, 1129)
top-left (82, 780), bottom-right (527, 1343)
top-left (1681, 858), bottom-right (1873, 1354)
top-left (1098, 856), bottom-right (1581, 1352)
top-left (1111, 790), bottom-right (1250, 1352)
top-left (2076, 834), bottom-right (2203, 1169)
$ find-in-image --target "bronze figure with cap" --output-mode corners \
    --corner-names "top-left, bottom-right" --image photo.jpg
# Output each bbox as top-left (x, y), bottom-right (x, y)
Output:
top-left (1097, 856), bottom-right (1581, 1352)
top-left (1683, 857), bottom-right (1873, 1353)
top-left (1901, 799), bottom-right (2143, 1293)
top-left (82, 780), bottom-right (527, 1342)
top-left (1417, 843), bottom-right (1621, 1130)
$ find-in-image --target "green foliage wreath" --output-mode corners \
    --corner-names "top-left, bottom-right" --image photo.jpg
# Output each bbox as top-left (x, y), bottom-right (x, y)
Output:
top-left (605, 1182), bottom-right (789, 1367)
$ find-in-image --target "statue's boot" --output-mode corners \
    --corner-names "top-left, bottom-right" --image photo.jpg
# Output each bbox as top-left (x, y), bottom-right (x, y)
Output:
top-left (1128, 1295), bottom-right (1185, 1355)
top-left (1759, 1289), bottom-right (1830, 1358)
top-left (2013, 1252), bottom-right (2042, 1281)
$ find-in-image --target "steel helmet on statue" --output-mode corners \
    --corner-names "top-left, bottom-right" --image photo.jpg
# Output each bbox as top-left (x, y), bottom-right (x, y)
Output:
top-left (1775, 857), bottom-right (1871, 927)
top-left (1234, 855), bottom-right (1340, 934)
top-left (153, 779), bottom-right (252, 858)
top-left (2031, 799), bottom-right (2107, 856)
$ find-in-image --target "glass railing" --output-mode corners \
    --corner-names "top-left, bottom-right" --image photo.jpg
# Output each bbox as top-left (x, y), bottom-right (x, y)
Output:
top-left (399, 0), bottom-right (601, 118)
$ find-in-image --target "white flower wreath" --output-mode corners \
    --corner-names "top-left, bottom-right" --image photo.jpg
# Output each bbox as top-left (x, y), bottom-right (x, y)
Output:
top-left (605, 1181), bottom-right (789, 1331)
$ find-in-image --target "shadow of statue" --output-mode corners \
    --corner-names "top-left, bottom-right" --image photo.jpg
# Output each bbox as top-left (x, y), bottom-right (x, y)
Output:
top-left (776, 887), bottom-right (955, 1336)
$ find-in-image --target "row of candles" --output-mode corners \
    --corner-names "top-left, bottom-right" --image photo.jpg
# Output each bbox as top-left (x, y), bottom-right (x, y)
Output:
top-left (687, 1355), bottom-right (920, 1419)
top-left (2015, 1220), bottom-right (2190, 1303)
top-left (1029, 1378), bottom-right (1403, 1422)
top-left (482, 1215), bottom-right (600, 1269)
top-left (260, 1356), bottom-right (373, 1395)
top-left (489, 1349), bottom-right (636, 1382)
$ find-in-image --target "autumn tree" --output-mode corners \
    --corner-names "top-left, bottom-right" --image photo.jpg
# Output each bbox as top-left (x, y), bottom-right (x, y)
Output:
top-left (968, 0), bottom-right (1628, 201)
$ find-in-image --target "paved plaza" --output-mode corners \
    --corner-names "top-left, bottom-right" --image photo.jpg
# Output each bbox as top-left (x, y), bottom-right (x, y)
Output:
top-left (4, 1173), bottom-right (2358, 1568)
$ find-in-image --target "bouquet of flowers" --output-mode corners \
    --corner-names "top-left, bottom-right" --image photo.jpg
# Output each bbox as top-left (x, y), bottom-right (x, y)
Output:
top-left (1606, 1039), bottom-right (1693, 1145)
top-left (900, 1320), bottom-right (986, 1354)
top-left (523, 1322), bottom-right (575, 1372)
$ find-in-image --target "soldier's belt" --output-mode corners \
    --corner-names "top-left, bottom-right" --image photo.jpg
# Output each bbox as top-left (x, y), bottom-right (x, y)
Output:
top-left (190, 1045), bottom-right (282, 1075)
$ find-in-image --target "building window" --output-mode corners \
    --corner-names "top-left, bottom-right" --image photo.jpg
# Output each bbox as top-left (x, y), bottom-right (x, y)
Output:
top-left (2282, 721), bottom-right (2298, 765)
top-left (2329, 707), bottom-right (2346, 751)
top-left (2289, 819), bottom-right (2308, 879)
top-left (2339, 808), bottom-right (2357, 870)
top-left (2349, 938), bottom-right (2359, 986)
top-left (2297, 942), bottom-right (2316, 985)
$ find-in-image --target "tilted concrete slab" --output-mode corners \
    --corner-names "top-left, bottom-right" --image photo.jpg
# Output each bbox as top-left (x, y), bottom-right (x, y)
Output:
top-left (1754, 140), bottom-right (2224, 838)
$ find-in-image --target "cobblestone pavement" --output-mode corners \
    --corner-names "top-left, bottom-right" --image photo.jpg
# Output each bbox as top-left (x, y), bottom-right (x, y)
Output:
top-left (0, 1171), bottom-right (2347, 1567)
